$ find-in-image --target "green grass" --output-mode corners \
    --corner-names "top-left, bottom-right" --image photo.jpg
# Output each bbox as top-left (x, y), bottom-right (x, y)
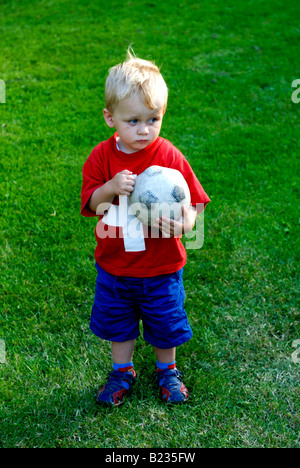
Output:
top-left (0, 0), bottom-right (299, 448)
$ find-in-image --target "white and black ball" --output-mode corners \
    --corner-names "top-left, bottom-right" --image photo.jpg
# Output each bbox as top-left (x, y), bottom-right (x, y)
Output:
top-left (129, 165), bottom-right (191, 226)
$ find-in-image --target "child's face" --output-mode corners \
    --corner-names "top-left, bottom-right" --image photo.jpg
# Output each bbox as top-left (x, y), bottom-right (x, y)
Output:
top-left (103, 93), bottom-right (164, 154)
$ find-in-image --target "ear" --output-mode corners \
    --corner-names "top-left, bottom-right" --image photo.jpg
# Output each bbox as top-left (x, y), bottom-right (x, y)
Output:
top-left (103, 108), bottom-right (115, 128)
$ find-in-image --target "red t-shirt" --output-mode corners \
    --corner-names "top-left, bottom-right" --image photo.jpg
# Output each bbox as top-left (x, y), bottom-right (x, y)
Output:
top-left (81, 133), bottom-right (210, 277)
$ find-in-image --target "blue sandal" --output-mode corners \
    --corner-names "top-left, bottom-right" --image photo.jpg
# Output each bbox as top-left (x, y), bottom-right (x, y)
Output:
top-left (96, 369), bottom-right (136, 407)
top-left (155, 368), bottom-right (189, 404)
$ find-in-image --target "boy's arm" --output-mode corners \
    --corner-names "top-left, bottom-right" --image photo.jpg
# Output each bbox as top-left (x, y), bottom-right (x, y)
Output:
top-left (89, 170), bottom-right (135, 213)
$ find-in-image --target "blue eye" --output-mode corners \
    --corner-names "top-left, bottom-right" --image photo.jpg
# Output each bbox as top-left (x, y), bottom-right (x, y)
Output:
top-left (129, 119), bottom-right (138, 124)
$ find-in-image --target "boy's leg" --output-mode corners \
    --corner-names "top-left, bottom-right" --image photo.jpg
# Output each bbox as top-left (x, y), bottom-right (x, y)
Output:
top-left (154, 346), bottom-right (176, 363)
top-left (112, 339), bottom-right (136, 364)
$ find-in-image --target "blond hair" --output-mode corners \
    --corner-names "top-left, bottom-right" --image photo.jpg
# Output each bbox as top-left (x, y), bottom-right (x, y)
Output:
top-left (105, 48), bottom-right (168, 113)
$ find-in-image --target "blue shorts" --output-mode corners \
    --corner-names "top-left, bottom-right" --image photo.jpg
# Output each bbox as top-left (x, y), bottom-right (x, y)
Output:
top-left (90, 264), bottom-right (193, 349)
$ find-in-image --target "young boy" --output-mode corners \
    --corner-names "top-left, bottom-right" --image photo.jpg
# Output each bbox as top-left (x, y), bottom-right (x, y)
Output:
top-left (81, 49), bottom-right (210, 406)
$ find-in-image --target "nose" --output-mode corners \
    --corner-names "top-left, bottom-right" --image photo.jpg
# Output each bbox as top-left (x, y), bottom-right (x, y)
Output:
top-left (137, 123), bottom-right (149, 135)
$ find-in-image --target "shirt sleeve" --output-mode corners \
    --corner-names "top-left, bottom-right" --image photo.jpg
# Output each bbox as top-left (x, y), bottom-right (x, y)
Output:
top-left (81, 146), bottom-right (106, 217)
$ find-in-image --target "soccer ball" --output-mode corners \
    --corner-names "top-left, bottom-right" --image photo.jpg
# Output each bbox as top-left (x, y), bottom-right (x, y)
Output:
top-left (129, 165), bottom-right (191, 226)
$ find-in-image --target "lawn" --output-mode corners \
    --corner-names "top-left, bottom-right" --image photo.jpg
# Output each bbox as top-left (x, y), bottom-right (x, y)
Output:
top-left (0, 0), bottom-right (299, 448)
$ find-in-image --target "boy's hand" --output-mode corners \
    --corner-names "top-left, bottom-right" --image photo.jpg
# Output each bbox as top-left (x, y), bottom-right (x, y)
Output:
top-left (154, 206), bottom-right (197, 238)
top-left (111, 170), bottom-right (135, 196)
